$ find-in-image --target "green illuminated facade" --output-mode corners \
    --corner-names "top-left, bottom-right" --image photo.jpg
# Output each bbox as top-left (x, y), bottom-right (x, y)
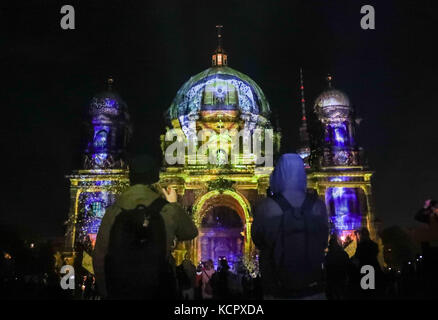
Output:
top-left (65, 29), bottom-right (381, 268)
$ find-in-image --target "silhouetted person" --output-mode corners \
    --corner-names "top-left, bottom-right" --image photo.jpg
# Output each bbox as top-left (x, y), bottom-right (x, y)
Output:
top-left (178, 253), bottom-right (197, 300)
top-left (200, 259), bottom-right (215, 299)
top-left (352, 227), bottom-right (383, 299)
top-left (210, 258), bottom-right (242, 299)
top-left (325, 234), bottom-right (350, 300)
top-left (413, 199), bottom-right (438, 298)
top-left (93, 154), bottom-right (198, 299)
top-left (252, 154), bottom-right (329, 299)
top-left (194, 262), bottom-right (203, 299)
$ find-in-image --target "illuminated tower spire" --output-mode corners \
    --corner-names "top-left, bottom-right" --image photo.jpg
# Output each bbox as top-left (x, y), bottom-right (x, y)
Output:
top-left (297, 68), bottom-right (311, 167)
top-left (212, 25), bottom-right (228, 67)
top-left (299, 69), bottom-right (308, 128)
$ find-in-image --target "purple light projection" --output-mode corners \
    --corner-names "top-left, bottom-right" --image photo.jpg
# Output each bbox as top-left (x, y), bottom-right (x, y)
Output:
top-left (200, 206), bottom-right (244, 270)
top-left (90, 97), bottom-right (120, 116)
top-left (325, 181), bottom-right (362, 235)
top-left (79, 191), bottom-right (115, 237)
top-left (84, 90), bottom-right (130, 170)
top-left (326, 122), bottom-right (350, 148)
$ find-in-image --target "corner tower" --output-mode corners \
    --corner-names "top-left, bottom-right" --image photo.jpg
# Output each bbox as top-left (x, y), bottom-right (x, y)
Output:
top-left (307, 75), bottom-right (377, 246)
top-left (64, 78), bottom-right (131, 257)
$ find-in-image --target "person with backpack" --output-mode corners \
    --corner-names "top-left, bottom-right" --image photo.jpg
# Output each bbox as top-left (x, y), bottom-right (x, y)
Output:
top-left (251, 153), bottom-right (329, 300)
top-left (92, 154), bottom-right (198, 300)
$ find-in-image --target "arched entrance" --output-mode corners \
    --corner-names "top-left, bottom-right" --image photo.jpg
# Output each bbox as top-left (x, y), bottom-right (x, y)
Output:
top-left (199, 206), bottom-right (243, 269)
top-left (191, 190), bottom-right (252, 267)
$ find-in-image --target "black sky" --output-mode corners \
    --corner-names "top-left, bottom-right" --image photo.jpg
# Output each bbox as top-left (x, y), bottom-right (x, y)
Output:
top-left (1, 0), bottom-right (437, 238)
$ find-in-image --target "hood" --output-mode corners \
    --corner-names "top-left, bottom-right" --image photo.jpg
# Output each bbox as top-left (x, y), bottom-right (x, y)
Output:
top-left (115, 184), bottom-right (160, 210)
top-left (269, 153), bottom-right (307, 207)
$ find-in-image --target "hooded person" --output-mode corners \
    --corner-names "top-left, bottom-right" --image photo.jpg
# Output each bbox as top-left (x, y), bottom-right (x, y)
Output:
top-left (251, 153), bottom-right (329, 299)
top-left (92, 154), bottom-right (198, 299)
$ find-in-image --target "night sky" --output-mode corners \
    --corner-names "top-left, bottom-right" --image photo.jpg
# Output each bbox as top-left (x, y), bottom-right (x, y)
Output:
top-left (2, 0), bottom-right (437, 238)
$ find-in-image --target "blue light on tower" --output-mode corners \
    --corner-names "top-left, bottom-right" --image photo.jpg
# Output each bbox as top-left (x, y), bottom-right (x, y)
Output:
top-left (326, 185), bottom-right (362, 234)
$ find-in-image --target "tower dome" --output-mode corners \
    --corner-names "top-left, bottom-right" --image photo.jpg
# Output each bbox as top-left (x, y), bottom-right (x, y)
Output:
top-left (89, 78), bottom-right (129, 121)
top-left (314, 75), bottom-right (352, 123)
top-left (315, 74), bottom-right (350, 109)
top-left (315, 88), bottom-right (350, 109)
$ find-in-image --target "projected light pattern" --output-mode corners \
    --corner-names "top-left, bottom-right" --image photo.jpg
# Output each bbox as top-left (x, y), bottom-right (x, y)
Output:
top-left (79, 191), bottom-right (115, 236)
top-left (326, 123), bottom-right (350, 148)
top-left (326, 187), bottom-right (362, 233)
top-left (92, 153), bottom-right (108, 166)
top-left (83, 81), bottom-right (131, 170)
top-left (168, 66), bottom-right (270, 121)
top-left (329, 176), bottom-right (350, 182)
top-left (333, 124), bottom-right (346, 146)
top-left (92, 126), bottom-right (110, 149)
top-left (90, 97), bottom-right (121, 116)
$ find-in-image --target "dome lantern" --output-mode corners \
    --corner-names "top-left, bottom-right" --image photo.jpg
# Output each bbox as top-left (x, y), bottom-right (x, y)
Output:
top-left (315, 74), bottom-right (350, 110)
top-left (107, 76), bottom-right (114, 91)
top-left (327, 74), bottom-right (333, 89)
top-left (212, 25), bottom-right (228, 67)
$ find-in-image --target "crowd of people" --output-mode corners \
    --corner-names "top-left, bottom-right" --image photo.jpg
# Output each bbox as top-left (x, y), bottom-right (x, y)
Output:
top-left (1, 153), bottom-right (437, 300)
top-left (176, 256), bottom-right (263, 300)
top-left (89, 153), bottom-right (438, 300)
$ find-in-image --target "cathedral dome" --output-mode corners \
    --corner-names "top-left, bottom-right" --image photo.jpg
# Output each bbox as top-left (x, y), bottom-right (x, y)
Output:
top-left (314, 88), bottom-right (350, 109)
top-left (167, 66), bottom-right (270, 122)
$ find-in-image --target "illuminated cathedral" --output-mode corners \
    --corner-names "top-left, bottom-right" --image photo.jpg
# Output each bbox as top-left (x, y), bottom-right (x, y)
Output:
top-left (64, 27), bottom-right (379, 267)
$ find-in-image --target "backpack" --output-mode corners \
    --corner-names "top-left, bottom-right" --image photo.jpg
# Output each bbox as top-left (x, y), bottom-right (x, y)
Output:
top-left (104, 197), bottom-right (169, 299)
top-left (269, 192), bottom-right (326, 296)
